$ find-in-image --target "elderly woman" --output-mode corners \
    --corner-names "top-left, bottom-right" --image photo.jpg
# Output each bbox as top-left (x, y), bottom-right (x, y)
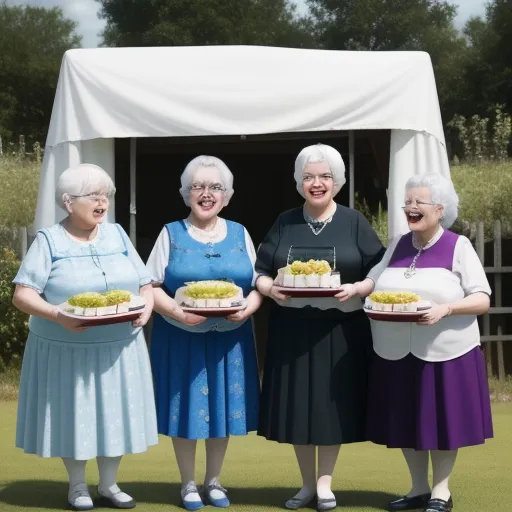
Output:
top-left (255, 143), bottom-right (385, 511)
top-left (342, 173), bottom-right (492, 512)
top-left (146, 155), bottom-right (261, 510)
top-left (12, 163), bottom-right (158, 511)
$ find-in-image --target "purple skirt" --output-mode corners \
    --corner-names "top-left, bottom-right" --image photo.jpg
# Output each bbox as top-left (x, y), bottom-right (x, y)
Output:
top-left (366, 346), bottom-right (493, 450)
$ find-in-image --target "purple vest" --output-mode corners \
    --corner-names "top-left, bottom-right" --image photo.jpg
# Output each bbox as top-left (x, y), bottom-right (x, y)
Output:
top-left (388, 231), bottom-right (459, 271)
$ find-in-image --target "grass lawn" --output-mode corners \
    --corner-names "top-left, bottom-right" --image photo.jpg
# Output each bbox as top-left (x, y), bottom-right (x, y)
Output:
top-left (0, 401), bottom-right (511, 511)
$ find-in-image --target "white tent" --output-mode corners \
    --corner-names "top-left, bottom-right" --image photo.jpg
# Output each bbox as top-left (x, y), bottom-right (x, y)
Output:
top-left (35, 45), bottom-right (450, 241)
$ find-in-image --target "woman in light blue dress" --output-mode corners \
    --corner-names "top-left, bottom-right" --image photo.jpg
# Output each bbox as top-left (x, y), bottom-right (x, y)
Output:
top-left (12, 163), bottom-right (158, 511)
top-left (146, 156), bottom-right (261, 510)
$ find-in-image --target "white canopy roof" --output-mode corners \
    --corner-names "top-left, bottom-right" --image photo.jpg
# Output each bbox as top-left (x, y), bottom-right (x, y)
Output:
top-left (35, 45), bottom-right (451, 238)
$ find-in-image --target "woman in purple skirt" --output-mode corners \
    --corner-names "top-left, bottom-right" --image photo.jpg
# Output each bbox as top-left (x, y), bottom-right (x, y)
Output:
top-left (338, 173), bottom-right (492, 512)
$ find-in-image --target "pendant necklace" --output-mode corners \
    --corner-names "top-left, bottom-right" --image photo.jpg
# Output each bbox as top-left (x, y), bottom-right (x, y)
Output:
top-left (404, 228), bottom-right (443, 279)
top-left (303, 206), bottom-right (335, 236)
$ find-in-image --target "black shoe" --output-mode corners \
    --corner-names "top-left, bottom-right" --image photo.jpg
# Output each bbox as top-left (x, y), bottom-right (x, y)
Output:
top-left (424, 497), bottom-right (453, 512)
top-left (388, 493), bottom-right (431, 511)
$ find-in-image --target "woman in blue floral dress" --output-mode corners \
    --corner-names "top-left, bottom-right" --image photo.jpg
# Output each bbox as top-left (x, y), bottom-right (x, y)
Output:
top-left (147, 156), bottom-right (261, 510)
top-left (12, 164), bottom-right (158, 511)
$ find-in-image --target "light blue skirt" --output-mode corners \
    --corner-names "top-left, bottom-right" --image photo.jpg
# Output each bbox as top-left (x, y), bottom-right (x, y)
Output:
top-left (16, 331), bottom-right (159, 459)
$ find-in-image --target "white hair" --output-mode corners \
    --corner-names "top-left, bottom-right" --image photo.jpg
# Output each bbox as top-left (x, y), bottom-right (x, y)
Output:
top-left (294, 143), bottom-right (346, 198)
top-left (179, 155), bottom-right (234, 207)
top-left (56, 163), bottom-right (115, 209)
top-left (405, 173), bottom-right (459, 228)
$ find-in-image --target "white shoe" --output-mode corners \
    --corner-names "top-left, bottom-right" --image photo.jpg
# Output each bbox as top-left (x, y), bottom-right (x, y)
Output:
top-left (68, 483), bottom-right (93, 511)
top-left (97, 484), bottom-right (136, 509)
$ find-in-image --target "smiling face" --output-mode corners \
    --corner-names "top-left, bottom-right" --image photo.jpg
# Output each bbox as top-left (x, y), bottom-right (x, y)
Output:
top-left (403, 187), bottom-right (444, 233)
top-left (67, 192), bottom-right (109, 229)
top-left (302, 161), bottom-right (335, 210)
top-left (188, 166), bottom-right (226, 223)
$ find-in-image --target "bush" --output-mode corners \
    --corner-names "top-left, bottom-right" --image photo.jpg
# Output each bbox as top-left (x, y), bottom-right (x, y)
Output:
top-left (0, 153), bottom-right (40, 228)
top-left (451, 159), bottom-right (512, 238)
top-left (0, 248), bottom-right (28, 370)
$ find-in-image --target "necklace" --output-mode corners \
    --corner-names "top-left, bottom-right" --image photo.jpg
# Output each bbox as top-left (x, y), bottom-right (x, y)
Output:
top-left (404, 247), bottom-right (423, 278)
top-left (303, 206), bottom-right (336, 236)
top-left (185, 218), bottom-right (221, 240)
top-left (404, 228), bottom-right (444, 278)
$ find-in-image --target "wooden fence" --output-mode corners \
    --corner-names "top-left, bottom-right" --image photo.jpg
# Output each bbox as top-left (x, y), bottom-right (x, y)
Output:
top-left (476, 220), bottom-right (512, 380)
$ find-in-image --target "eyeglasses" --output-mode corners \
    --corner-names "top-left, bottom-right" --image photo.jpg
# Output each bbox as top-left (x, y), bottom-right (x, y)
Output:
top-left (402, 199), bottom-right (436, 209)
top-left (302, 174), bottom-right (334, 183)
top-left (189, 182), bottom-right (226, 193)
top-left (71, 193), bottom-right (111, 204)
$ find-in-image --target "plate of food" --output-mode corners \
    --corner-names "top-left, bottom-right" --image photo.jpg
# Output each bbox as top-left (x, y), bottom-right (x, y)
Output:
top-left (273, 259), bottom-right (343, 297)
top-left (59, 290), bottom-right (145, 326)
top-left (174, 280), bottom-right (247, 317)
top-left (363, 291), bottom-right (431, 322)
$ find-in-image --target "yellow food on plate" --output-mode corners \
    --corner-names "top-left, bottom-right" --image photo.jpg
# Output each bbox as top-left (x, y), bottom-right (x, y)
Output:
top-left (177, 280), bottom-right (244, 308)
top-left (275, 259), bottom-right (340, 288)
top-left (366, 291), bottom-right (422, 312)
top-left (62, 290), bottom-right (145, 317)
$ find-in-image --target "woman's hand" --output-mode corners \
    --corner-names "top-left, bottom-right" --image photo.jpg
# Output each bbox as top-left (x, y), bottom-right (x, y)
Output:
top-left (227, 290), bottom-right (263, 322)
top-left (334, 283), bottom-right (358, 302)
top-left (269, 285), bottom-right (290, 302)
top-left (132, 307), bottom-right (152, 328)
top-left (177, 310), bottom-right (208, 326)
top-left (417, 304), bottom-right (451, 325)
top-left (55, 310), bottom-right (88, 332)
top-left (133, 283), bottom-right (154, 327)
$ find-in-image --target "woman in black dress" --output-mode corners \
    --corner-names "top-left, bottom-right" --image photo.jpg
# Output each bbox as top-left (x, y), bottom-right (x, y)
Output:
top-left (255, 144), bottom-right (385, 511)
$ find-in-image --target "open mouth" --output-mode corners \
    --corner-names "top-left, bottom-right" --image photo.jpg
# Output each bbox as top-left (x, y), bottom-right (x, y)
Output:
top-left (407, 212), bottom-right (423, 223)
top-left (198, 199), bottom-right (216, 211)
top-left (309, 190), bottom-right (326, 199)
top-left (93, 208), bottom-right (106, 216)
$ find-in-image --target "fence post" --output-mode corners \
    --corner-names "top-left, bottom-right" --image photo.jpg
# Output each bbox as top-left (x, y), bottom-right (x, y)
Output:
top-left (477, 222), bottom-right (493, 376)
top-left (18, 226), bottom-right (27, 260)
top-left (494, 220), bottom-right (505, 381)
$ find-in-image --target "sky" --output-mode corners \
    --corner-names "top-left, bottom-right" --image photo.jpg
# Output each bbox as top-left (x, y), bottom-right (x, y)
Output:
top-left (6, 0), bottom-right (487, 48)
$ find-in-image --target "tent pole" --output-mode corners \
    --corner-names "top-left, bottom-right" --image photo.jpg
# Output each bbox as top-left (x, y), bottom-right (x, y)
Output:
top-left (349, 131), bottom-right (355, 208)
top-left (129, 138), bottom-right (137, 247)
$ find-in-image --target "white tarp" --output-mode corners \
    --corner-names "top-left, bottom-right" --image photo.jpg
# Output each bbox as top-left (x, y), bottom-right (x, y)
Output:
top-left (35, 45), bottom-right (450, 238)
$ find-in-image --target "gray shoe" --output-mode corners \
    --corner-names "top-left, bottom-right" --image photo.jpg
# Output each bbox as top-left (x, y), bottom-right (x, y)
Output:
top-left (317, 497), bottom-right (337, 511)
top-left (285, 493), bottom-right (316, 510)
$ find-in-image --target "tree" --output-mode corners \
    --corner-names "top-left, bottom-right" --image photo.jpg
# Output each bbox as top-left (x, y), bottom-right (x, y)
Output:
top-left (306, 0), bottom-right (468, 121)
top-left (0, 3), bottom-right (81, 144)
top-left (96, 0), bottom-right (314, 48)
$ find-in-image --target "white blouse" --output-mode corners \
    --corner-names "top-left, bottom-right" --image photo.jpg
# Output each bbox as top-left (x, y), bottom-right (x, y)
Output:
top-left (146, 218), bottom-right (258, 286)
top-left (367, 231), bottom-right (492, 362)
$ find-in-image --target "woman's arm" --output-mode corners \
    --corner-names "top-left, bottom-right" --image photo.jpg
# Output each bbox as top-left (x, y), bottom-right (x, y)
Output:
top-left (226, 289), bottom-right (263, 322)
top-left (256, 275), bottom-right (290, 301)
top-left (417, 292), bottom-right (490, 325)
top-left (12, 286), bottom-right (86, 331)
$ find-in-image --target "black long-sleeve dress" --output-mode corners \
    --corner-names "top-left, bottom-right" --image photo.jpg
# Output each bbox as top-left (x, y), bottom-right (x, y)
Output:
top-left (255, 204), bottom-right (385, 445)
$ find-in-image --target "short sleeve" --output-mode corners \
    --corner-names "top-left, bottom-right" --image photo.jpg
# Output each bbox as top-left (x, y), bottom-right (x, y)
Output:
top-left (255, 216), bottom-right (281, 277)
top-left (116, 224), bottom-right (153, 287)
top-left (453, 236), bottom-right (492, 296)
top-left (243, 227), bottom-right (258, 287)
top-left (146, 227), bottom-right (170, 284)
top-left (366, 235), bottom-right (402, 283)
top-left (12, 232), bottom-right (52, 294)
top-left (356, 211), bottom-right (386, 276)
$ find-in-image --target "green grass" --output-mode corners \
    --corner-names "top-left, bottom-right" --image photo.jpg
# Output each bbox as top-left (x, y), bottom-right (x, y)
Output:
top-left (0, 401), bottom-right (511, 511)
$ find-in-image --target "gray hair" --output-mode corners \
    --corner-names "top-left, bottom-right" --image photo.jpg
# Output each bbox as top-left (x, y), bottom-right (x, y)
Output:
top-left (294, 144), bottom-right (346, 199)
top-left (56, 163), bottom-right (115, 209)
top-left (179, 155), bottom-right (234, 207)
top-left (405, 172), bottom-right (459, 228)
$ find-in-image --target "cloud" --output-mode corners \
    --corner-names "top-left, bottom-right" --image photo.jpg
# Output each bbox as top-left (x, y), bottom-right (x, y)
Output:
top-left (5, 0), bottom-right (105, 47)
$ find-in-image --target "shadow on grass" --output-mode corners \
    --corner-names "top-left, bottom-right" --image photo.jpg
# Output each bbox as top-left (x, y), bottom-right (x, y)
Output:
top-left (0, 480), bottom-right (396, 509)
